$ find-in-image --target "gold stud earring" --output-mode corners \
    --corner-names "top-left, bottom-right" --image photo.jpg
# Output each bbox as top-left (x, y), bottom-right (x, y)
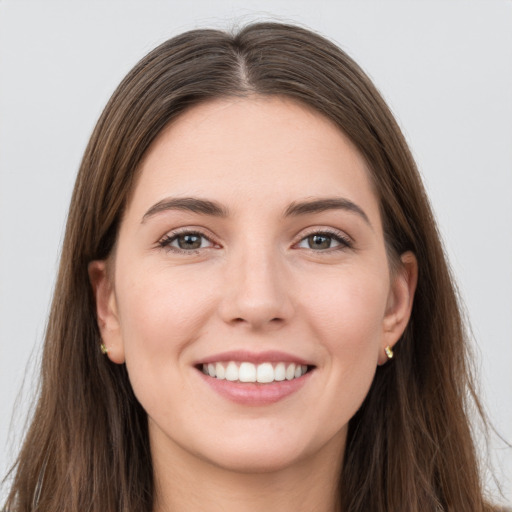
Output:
top-left (385, 345), bottom-right (394, 360)
top-left (100, 343), bottom-right (109, 355)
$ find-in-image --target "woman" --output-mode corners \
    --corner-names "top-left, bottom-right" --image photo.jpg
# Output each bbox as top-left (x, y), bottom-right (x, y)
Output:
top-left (2, 22), bottom-right (501, 511)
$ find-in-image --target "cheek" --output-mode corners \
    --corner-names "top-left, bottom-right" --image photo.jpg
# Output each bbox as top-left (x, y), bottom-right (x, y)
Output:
top-left (288, 265), bottom-right (389, 444)
top-left (302, 264), bottom-right (389, 353)
top-left (114, 263), bottom-right (217, 379)
top-left (299, 262), bottom-right (389, 402)
top-left (113, 263), bottom-right (223, 429)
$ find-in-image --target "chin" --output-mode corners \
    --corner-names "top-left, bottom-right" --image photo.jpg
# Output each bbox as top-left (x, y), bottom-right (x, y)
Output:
top-left (194, 423), bottom-right (345, 475)
top-left (202, 442), bottom-right (309, 475)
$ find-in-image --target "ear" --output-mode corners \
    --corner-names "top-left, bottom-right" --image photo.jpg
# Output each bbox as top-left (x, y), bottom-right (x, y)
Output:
top-left (88, 260), bottom-right (125, 364)
top-left (378, 251), bottom-right (418, 365)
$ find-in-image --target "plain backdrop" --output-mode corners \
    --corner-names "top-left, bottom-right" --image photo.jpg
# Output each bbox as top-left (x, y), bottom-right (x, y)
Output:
top-left (0, 0), bottom-right (511, 505)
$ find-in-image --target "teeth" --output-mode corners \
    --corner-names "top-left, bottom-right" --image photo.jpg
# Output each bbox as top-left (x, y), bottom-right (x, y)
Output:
top-left (274, 362), bottom-right (286, 381)
top-left (225, 361), bottom-right (238, 381)
top-left (256, 362), bottom-right (274, 383)
top-left (239, 362), bottom-right (256, 382)
top-left (201, 361), bottom-right (309, 383)
top-left (215, 362), bottom-right (225, 380)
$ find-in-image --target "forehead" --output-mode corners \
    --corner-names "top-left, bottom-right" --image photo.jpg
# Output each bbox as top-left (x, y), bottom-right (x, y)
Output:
top-left (129, 96), bottom-right (381, 224)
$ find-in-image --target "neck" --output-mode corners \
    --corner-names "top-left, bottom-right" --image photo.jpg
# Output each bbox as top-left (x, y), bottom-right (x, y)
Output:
top-left (151, 432), bottom-right (344, 512)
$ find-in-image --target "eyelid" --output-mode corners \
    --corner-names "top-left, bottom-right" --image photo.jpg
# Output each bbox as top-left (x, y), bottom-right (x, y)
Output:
top-left (155, 225), bottom-right (353, 254)
top-left (293, 227), bottom-right (353, 250)
top-left (156, 227), bottom-right (221, 253)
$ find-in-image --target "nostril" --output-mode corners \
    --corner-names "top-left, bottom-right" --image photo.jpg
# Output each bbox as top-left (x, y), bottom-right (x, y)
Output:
top-left (230, 317), bottom-right (284, 325)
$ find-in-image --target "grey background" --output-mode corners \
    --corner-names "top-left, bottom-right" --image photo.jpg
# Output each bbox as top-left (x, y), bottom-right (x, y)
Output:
top-left (1, 0), bottom-right (511, 505)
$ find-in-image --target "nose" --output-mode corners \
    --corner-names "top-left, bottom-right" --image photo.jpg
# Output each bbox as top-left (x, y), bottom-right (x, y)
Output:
top-left (218, 244), bottom-right (295, 330)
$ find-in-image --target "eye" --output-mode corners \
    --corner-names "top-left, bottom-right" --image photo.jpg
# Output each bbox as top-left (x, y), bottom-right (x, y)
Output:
top-left (296, 231), bottom-right (352, 251)
top-left (158, 231), bottom-right (216, 253)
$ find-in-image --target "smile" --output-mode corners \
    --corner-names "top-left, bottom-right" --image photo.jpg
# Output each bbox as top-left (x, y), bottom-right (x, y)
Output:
top-left (195, 351), bottom-right (316, 405)
top-left (201, 361), bottom-right (309, 383)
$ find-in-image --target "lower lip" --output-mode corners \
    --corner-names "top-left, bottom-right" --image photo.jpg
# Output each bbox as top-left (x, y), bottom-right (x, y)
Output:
top-left (198, 369), bottom-right (313, 406)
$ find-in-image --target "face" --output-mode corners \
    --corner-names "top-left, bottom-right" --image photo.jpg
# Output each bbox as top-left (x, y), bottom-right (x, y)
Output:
top-left (90, 97), bottom-right (416, 475)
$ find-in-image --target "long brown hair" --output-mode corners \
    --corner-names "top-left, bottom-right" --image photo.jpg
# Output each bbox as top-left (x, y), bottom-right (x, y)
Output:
top-left (3, 22), bottom-right (495, 511)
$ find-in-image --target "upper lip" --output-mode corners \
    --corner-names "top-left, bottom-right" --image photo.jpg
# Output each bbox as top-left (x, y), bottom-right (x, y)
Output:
top-left (195, 350), bottom-right (315, 367)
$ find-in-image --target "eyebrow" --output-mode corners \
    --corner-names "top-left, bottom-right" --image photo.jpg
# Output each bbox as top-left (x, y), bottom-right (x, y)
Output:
top-left (142, 196), bottom-right (371, 228)
top-left (284, 197), bottom-right (372, 228)
top-left (142, 197), bottom-right (229, 222)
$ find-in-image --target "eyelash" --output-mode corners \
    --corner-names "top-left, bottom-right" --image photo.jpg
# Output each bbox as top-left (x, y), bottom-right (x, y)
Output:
top-left (157, 229), bottom-right (217, 255)
top-left (157, 228), bottom-right (353, 255)
top-left (295, 228), bottom-right (353, 252)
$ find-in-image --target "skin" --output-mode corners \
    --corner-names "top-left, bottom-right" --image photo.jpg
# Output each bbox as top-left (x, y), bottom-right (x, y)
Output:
top-left (90, 96), bottom-right (417, 512)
